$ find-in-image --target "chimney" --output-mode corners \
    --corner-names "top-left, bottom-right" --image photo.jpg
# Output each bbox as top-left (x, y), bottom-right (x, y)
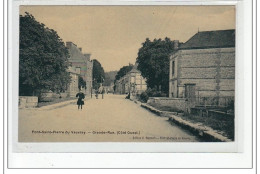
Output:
top-left (173, 40), bottom-right (179, 50)
top-left (66, 42), bottom-right (73, 48)
top-left (66, 41), bottom-right (77, 49)
top-left (84, 54), bottom-right (91, 61)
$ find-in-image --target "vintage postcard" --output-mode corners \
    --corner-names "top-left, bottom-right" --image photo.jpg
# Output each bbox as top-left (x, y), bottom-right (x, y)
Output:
top-left (17, 5), bottom-right (236, 145)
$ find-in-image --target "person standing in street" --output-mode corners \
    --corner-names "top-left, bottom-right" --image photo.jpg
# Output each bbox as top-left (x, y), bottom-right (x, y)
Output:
top-left (102, 88), bottom-right (105, 99)
top-left (76, 90), bottom-right (85, 110)
top-left (95, 89), bottom-right (99, 99)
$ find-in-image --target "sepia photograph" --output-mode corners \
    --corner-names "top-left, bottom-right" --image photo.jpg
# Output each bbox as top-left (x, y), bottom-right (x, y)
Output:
top-left (18, 5), bottom-right (236, 143)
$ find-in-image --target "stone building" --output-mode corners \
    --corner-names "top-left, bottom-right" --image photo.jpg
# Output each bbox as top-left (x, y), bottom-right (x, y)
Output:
top-left (169, 29), bottom-right (235, 106)
top-left (67, 66), bottom-right (80, 97)
top-left (66, 42), bottom-right (93, 96)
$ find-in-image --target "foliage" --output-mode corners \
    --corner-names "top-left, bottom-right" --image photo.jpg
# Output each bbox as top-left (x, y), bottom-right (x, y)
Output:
top-left (92, 59), bottom-right (105, 89)
top-left (78, 76), bottom-right (86, 90)
top-left (227, 99), bottom-right (234, 110)
top-left (19, 12), bottom-right (71, 96)
top-left (136, 37), bottom-right (176, 94)
top-left (103, 74), bottom-right (112, 86)
top-left (139, 92), bottom-right (149, 103)
top-left (146, 88), bottom-right (167, 97)
top-left (103, 71), bottom-right (117, 86)
top-left (115, 64), bottom-right (133, 81)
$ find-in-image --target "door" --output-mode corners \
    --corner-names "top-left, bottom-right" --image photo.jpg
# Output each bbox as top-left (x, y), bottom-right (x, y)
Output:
top-left (185, 84), bottom-right (196, 102)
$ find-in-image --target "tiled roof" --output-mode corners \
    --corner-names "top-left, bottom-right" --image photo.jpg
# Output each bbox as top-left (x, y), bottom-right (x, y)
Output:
top-left (180, 29), bottom-right (235, 50)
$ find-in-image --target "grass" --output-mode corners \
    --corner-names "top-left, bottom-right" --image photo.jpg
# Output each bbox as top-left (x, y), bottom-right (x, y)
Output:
top-left (38, 97), bottom-right (75, 107)
top-left (178, 114), bottom-right (234, 140)
top-left (148, 103), bottom-right (234, 140)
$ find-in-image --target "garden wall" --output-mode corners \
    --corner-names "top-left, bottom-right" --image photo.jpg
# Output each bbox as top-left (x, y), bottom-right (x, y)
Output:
top-left (147, 97), bottom-right (187, 112)
top-left (19, 96), bottom-right (38, 108)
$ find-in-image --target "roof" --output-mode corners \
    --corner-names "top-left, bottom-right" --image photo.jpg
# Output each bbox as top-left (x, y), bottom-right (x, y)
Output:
top-left (180, 29), bottom-right (235, 50)
top-left (129, 62), bottom-right (141, 73)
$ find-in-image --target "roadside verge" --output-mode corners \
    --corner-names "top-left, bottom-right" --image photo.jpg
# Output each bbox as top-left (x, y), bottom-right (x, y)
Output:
top-left (140, 103), bottom-right (232, 142)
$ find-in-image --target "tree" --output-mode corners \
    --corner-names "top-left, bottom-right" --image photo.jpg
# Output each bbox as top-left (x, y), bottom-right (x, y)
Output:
top-left (19, 12), bottom-right (71, 96)
top-left (92, 59), bottom-right (105, 89)
top-left (136, 37), bottom-right (175, 94)
top-left (103, 71), bottom-right (118, 86)
top-left (115, 64), bottom-right (133, 81)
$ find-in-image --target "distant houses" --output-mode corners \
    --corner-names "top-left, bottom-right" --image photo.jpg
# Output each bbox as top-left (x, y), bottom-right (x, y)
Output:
top-left (115, 63), bottom-right (147, 95)
top-left (169, 29), bottom-right (235, 107)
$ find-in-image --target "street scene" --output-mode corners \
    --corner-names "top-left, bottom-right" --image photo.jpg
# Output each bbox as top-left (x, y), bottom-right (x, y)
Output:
top-left (18, 6), bottom-right (235, 142)
top-left (19, 94), bottom-right (200, 142)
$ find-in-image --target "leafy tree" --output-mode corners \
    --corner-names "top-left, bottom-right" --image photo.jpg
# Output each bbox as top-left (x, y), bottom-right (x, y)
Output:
top-left (115, 64), bottom-right (133, 81)
top-left (103, 74), bottom-right (112, 86)
top-left (136, 37), bottom-right (175, 94)
top-left (19, 12), bottom-right (71, 96)
top-left (92, 59), bottom-right (105, 89)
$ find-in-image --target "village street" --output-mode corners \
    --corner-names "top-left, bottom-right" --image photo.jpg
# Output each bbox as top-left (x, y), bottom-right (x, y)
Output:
top-left (19, 94), bottom-right (200, 142)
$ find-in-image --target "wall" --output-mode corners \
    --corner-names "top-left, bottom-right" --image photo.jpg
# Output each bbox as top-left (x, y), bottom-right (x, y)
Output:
top-left (147, 97), bottom-right (187, 112)
top-left (68, 72), bottom-right (79, 97)
top-left (129, 72), bottom-right (147, 95)
top-left (19, 96), bottom-right (38, 108)
top-left (169, 47), bottom-right (235, 106)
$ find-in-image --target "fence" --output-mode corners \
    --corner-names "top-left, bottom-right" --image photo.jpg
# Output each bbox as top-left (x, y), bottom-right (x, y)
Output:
top-left (197, 96), bottom-right (234, 108)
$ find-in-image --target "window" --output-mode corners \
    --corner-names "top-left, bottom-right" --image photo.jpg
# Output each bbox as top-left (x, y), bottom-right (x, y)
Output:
top-left (172, 61), bottom-right (175, 76)
top-left (76, 67), bottom-right (81, 74)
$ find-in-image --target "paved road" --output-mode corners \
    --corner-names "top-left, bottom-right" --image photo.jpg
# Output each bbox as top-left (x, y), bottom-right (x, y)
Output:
top-left (19, 94), bottom-right (200, 142)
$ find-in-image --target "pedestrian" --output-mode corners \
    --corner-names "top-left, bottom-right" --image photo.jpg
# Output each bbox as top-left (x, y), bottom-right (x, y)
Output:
top-left (76, 90), bottom-right (85, 110)
top-left (102, 88), bottom-right (105, 99)
top-left (95, 89), bottom-right (99, 99)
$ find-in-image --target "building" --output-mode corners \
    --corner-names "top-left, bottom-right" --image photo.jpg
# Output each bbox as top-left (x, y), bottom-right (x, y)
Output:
top-left (67, 66), bottom-right (81, 97)
top-left (66, 42), bottom-right (93, 96)
top-left (103, 82), bottom-right (114, 93)
top-left (115, 75), bottom-right (129, 94)
top-left (115, 63), bottom-right (147, 95)
top-left (169, 29), bottom-right (235, 106)
top-left (128, 63), bottom-right (147, 95)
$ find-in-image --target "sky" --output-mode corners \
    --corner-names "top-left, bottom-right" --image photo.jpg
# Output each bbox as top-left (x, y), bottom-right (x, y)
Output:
top-left (20, 6), bottom-right (235, 72)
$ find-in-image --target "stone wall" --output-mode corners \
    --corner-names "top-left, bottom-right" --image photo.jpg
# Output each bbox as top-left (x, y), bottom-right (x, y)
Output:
top-left (19, 96), bottom-right (38, 108)
top-left (169, 47), bottom-right (235, 106)
top-left (40, 92), bottom-right (70, 101)
top-left (147, 97), bottom-right (187, 112)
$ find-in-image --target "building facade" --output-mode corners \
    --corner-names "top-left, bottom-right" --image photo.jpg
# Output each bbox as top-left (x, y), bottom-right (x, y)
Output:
top-left (66, 42), bottom-right (93, 96)
top-left (169, 29), bottom-right (235, 106)
top-left (128, 64), bottom-right (147, 95)
top-left (115, 63), bottom-right (147, 95)
top-left (67, 66), bottom-right (80, 97)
